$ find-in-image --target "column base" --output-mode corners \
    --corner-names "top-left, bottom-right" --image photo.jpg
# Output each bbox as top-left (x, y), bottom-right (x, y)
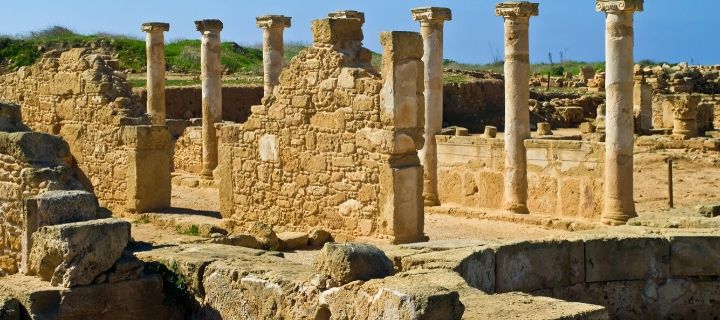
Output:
top-left (600, 211), bottom-right (637, 226)
top-left (200, 169), bottom-right (214, 181)
top-left (423, 194), bottom-right (440, 207)
top-left (504, 202), bottom-right (529, 215)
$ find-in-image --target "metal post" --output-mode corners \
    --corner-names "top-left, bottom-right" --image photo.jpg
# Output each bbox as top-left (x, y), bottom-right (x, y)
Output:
top-left (667, 158), bottom-right (674, 209)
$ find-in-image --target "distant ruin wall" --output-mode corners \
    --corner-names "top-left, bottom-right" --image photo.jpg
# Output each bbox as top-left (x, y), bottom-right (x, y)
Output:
top-left (437, 135), bottom-right (604, 220)
top-left (443, 80), bottom-right (504, 132)
top-left (0, 49), bottom-right (170, 214)
top-left (135, 86), bottom-right (264, 122)
top-left (219, 20), bottom-right (426, 243)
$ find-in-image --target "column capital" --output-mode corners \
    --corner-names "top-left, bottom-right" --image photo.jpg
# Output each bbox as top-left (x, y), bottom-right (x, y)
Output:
top-left (195, 19), bottom-right (223, 32)
top-left (495, 2), bottom-right (539, 18)
top-left (596, 0), bottom-right (644, 13)
top-left (141, 22), bottom-right (170, 33)
top-left (411, 7), bottom-right (452, 24)
top-left (328, 10), bottom-right (365, 24)
top-left (256, 15), bottom-right (291, 29)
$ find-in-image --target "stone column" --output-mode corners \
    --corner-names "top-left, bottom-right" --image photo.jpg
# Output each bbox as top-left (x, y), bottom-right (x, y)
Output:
top-left (256, 15), bottom-right (291, 98)
top-left (411, 7), bottom-right (452, 206)
top-left (496, 2), bottom-right (538, 214)
top-left (596, 0), bottom-right (643, 225)
top-left (195, 19), bottom-right (224, 180)
top-left (667, 94), bottom-right (700, 139)
top-left (141, 22), bottom-right (169, 125)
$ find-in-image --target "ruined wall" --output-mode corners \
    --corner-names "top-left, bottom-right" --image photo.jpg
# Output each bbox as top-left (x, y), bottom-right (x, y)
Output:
top-left (219, 18), bottom-right (426, 243)
top-left (0, 102), bottom-right (83, 275)
top-left (172, 126), bottom-right (203, 174)
top-left (443, 80), bottom-right (504, 132)
top-left (437, 135), bottom-right (604, 220)
top-left (135, 86), bottom-right (264, 122)
top-left (0, 49), bottom-right (170, 214)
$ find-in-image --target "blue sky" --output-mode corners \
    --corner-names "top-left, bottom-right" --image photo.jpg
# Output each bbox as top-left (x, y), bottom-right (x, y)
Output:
top-left (1, 1), bottom-right (718, 65)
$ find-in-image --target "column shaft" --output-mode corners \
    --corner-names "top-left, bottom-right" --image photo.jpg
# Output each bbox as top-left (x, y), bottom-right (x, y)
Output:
top-left (418, 21), bottom-right (444, 206)
top-left (199, 28), bottom-right (223, 179)
top-left (602, 11), bottom-right (636, 224)
top-left (262, 28), bottom-right (284, 97)
top-left (502, 17), bottom-right (531, 214)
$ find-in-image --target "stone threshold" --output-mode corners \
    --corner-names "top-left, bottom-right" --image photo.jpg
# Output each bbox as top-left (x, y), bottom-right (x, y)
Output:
top-left (427, 205), bottom-right (603, 231)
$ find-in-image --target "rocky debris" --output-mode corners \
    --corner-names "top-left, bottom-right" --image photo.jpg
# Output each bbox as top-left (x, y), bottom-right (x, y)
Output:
top-left (248, 221), bottom-right (282, 250)
top-left (309, 228), bottom-right (333, 247)
top-left (695, 203), bottom-right (720, 217)
top-left (277, 231), bottom-right (309, 250)
top-left (313, 243), bottom-right (394, 284)
top-left (28, 218), bottom-right (130, 287)
top-left (208, 234), bottom-right (263, 249)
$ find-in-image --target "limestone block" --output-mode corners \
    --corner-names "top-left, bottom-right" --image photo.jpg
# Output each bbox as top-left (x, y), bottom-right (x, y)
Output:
top-left (0, 102), bottom-right (29, 133)
top-left (23, 190), bottom-right (98, 273)
top-left (311, 18), bottom-right (363, 45)
top-left (379, 165), bottom-right (425, 243)
top-left (258, 134), bottom-right (278, 162)
top-left (495, 240), bottom-right (584, 293)
top-left (0, 273), bottom-right (169, 320)
top-left (585, 236), bottom-right (669, 282)
top-left (123, 125), bottom-right (171, 213)
top-left (309, 229), bottom-right (333, 247)
top-left (313, 243), bottom-right (394, 284)
top-left (554, 106), bottom-right (585, 126)
top-left (669, 236), bottom-right (720, 277)
top-left (0, 132), bottom-right (69, 164)
top-left (28, 219), bottom-right (130, 287)
top-left (695, 203), bottom-right (720, 218)
top-left (321, 269), bottom-right (464, 320)
top-left (277, 232), bottom-right (309, 250)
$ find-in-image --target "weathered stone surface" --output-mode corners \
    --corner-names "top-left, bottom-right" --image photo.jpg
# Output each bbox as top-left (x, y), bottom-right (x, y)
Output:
top-left (496, 240), bottom-right (584, 292)
top-left (669, 236), bottom-right (720, 276)
top-left (199, 251), bottom-right (321, 319)
top-left (0, 273), bottom-right (169, 320)
top-left (314, 243), bottom-right (394, 284)
top-left (278, 231), bottom-right (309, 250)
top-left (25, 190), bottom-right (98, 225)
top-left (695, 203), bottom-right (720, 217)
top-left (208, 234), bottom-right (263, 249)
top-left (0, 101), bottom-right (29, 133)
top-left (248, 221), bottom-right (282, 250)
top-left (321, 269), bottom-right (464, 320)
top-left (585, 236), bottom-right (669, 282)
top-left (28, 219), bottom-right (130, 287)
top-left (0, 294), bottom-right (20, 320)
top-left (309, 228), bottom-right (333, 247)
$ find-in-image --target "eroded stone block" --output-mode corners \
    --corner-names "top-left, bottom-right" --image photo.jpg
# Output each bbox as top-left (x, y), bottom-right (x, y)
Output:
top-left (28, 219), bottom-right (130, 287)
top-left (495, 240), bottom-right (584, 292)
top-left (313, 243), bottom-right (393, 285)
top-left (669, 236), bottom-right (720, 277)
top-left (585, 236), bottom-right (669, 282)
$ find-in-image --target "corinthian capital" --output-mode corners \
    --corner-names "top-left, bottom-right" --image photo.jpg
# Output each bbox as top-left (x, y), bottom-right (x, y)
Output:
top-left (495, 2), bottom-right (539, 19)
top-left (411, 7), bottom-right (452, 23)
top-left (596, 0), bottom-right (644, 13)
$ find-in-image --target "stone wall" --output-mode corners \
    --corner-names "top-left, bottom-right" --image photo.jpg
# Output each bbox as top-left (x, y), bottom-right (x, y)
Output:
top-left (0, 102), bottom-right (84, 275)
top-left (218, 17), bottom-right (427, 243)
top-left (135, 85), bottom-right (264, 122)
top-left (443, 80), bottom-right (505, 132)
top-left (437, 135), bottom-right (604, 220)
top-left (0, 49), bottom-right (171, 214)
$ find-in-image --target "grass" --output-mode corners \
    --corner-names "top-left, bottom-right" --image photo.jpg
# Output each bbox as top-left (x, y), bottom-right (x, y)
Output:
top-left (176, 224), bottom-right (200, 236)
top-left (128, 77), bottom-right (262, 88)
top-left (0, 26), bottom-right (264, 73)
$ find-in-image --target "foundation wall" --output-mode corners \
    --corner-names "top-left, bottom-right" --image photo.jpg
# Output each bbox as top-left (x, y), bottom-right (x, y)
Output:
top-left (0, 49), bottom-right (170, 214)
top-left (443, 235), bottom-right (720, 319)
top-left (437, 135), bottom-right (604, 220)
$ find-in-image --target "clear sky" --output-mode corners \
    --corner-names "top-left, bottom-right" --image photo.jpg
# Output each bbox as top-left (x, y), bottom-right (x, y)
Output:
top-left (1, 1), bottom-right (718, 65)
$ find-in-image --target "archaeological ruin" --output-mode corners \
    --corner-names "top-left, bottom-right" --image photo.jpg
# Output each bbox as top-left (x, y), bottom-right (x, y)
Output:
top-left (2, 0), bottom-right (720, 319)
